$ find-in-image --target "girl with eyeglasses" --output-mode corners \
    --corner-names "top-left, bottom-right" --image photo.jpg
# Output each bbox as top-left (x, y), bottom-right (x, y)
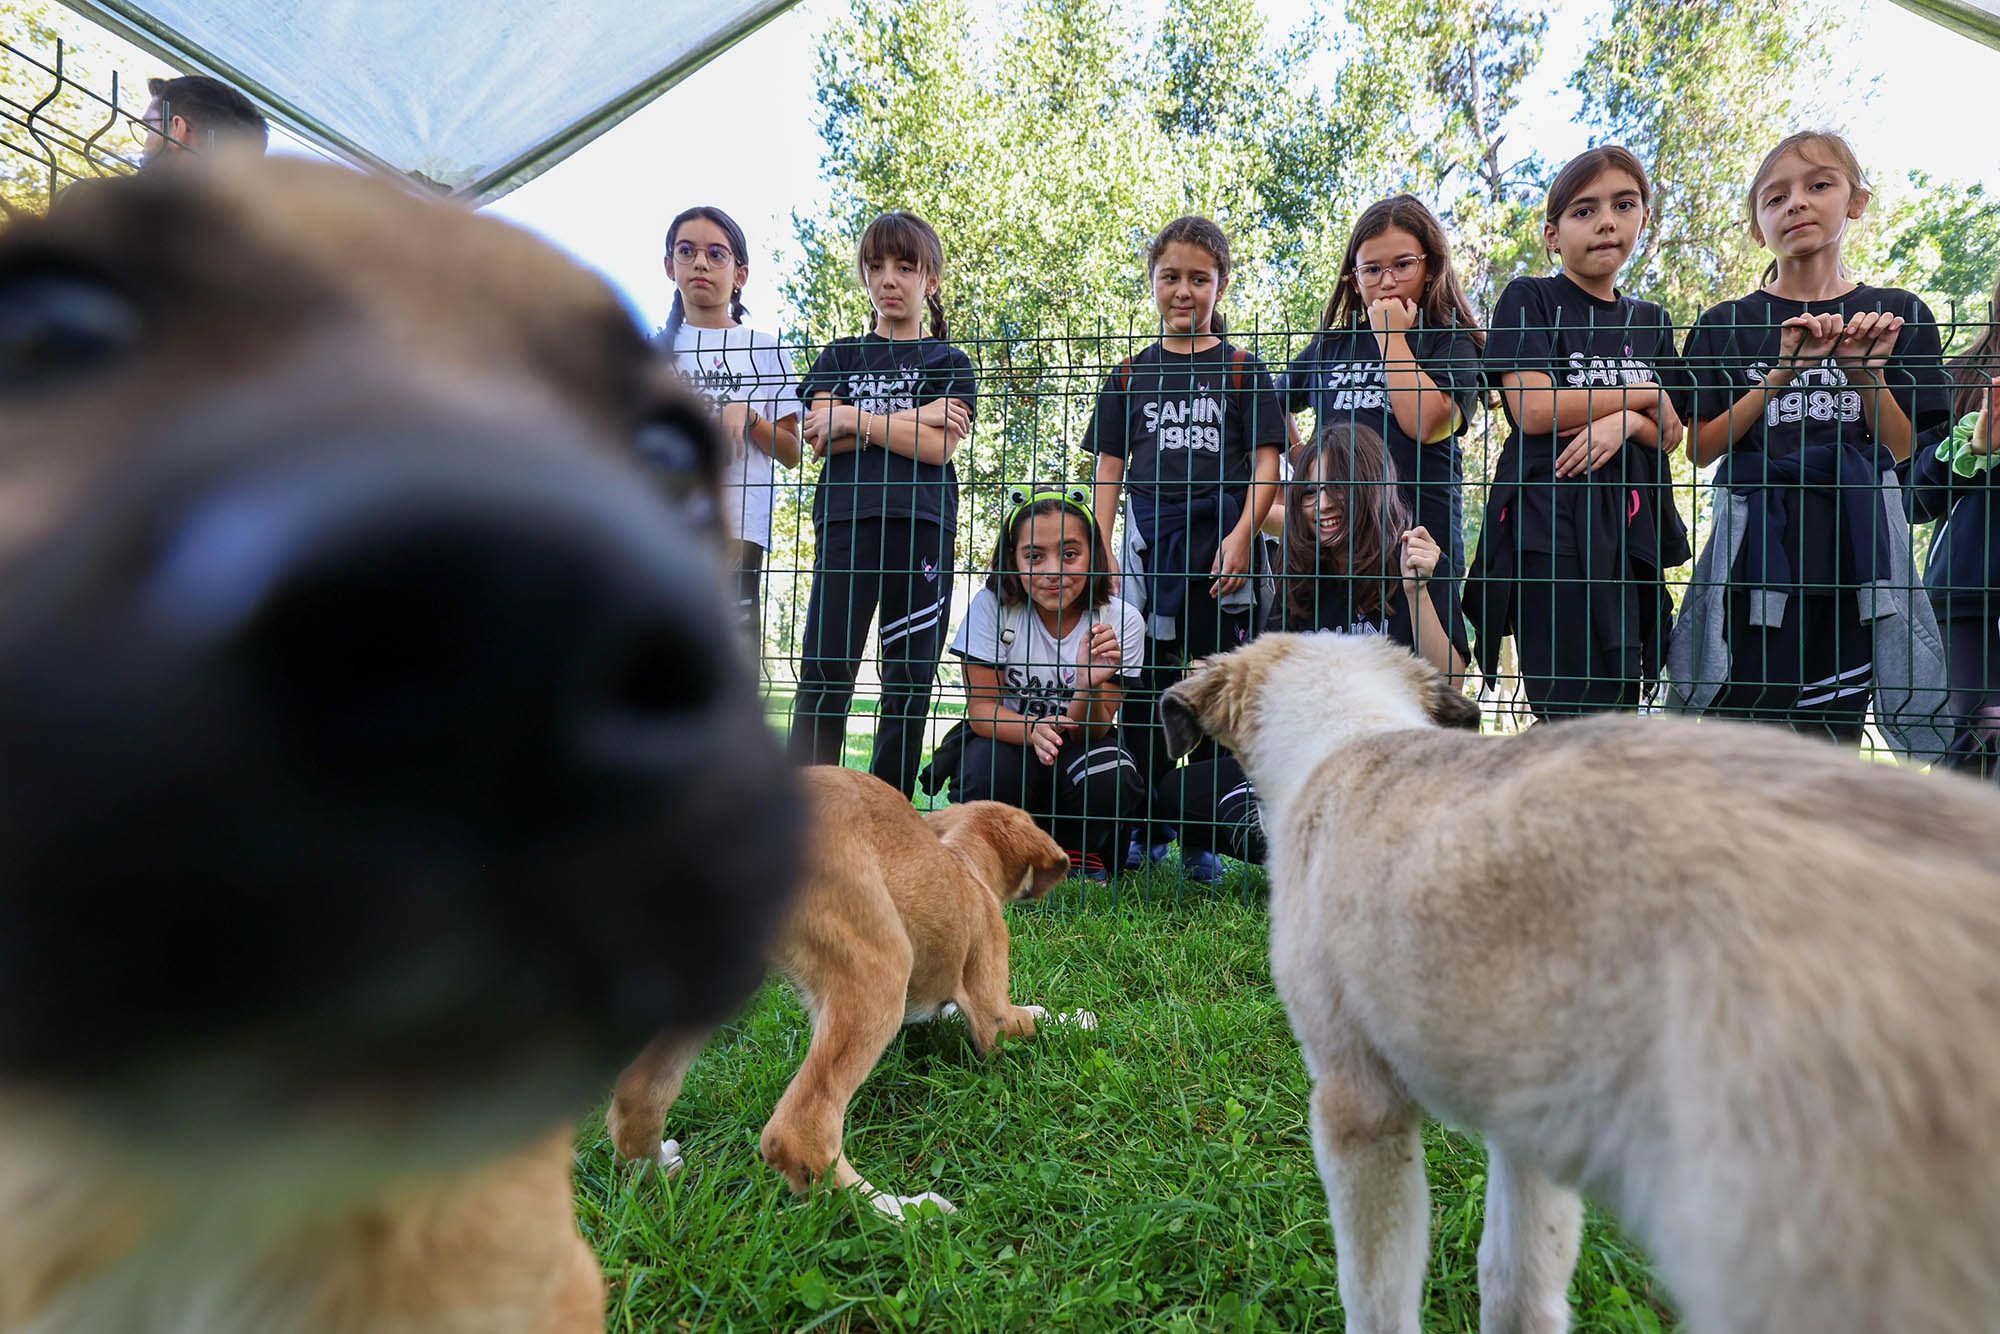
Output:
top-left (790, 211), bottom-right (976, 797)
top-left (1463, 146), bottom-right (1690, 720)
top-left (1279, 195), bottom-right (1483, 668)
top-left (920, 488), bottom-right (1146, 882)
top-left (657, 206), bottom-right (800, 656)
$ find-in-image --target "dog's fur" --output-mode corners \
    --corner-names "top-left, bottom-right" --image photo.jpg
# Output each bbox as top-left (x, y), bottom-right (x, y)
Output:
top-left (609, 766), bottom-right (1091, 1219)
top-left (0, 155), bottom-right (797, 1332)
top-left (1163, 632), bottom-right (2000, 1334)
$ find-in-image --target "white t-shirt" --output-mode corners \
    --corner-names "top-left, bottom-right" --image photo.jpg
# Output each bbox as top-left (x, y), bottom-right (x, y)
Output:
top-left (949, 589), bottom-right (1145, 720)
top-left (662, 325), bottom-right (798, 549)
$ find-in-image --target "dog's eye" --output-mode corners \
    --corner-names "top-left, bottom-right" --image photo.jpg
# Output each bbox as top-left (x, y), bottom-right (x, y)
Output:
top-left (633, 417), bottom-right (718, 530)
top-left (0, 271), bottom-right (143, 394)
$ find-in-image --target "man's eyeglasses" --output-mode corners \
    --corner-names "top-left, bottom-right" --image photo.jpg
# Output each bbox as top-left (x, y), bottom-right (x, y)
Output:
top-left (672, 241), bottom-right (736, 268)
top-left (1354, 254), bottom-right (1426, 283)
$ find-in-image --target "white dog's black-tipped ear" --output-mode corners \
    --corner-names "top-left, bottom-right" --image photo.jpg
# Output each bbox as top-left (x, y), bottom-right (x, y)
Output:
top-left (1428, 679), bottom-right (1483, 732)
top-left (1161, 685), bottom-right (1207, 759)
top-left (1162, 657), bottom-right (1237, 757)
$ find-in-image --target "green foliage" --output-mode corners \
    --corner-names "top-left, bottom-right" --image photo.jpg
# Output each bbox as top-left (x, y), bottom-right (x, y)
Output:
top-left (783, 0), bottom-right (1360, 508)
top-left (1, 2), bottom-right (134, 215)
top-left (1863, 171), bottom-right (2000, 346)
top-left (1568, 0), bottom-right (1844, 321)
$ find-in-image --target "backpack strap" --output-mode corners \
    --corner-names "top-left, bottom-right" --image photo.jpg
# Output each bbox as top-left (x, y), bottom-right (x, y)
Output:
top-left (1228, 344), bottom-right (1250, 393)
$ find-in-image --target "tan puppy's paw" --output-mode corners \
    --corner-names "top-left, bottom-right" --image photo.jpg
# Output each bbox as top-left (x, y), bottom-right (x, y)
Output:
top-left (1020, 1004), bottom-right (1099, 1031)
top-left (651, 1138), bottom-right (685, 1177)
top-left (870, 1190), bottom-right (958, 1222)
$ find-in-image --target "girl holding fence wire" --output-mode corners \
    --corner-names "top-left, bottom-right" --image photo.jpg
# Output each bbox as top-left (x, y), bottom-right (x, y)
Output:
top-left (1085, 215), bottom-right (1286, 879)
top-left (655, 206), bottom-right (800, 657)
top-left (1669, 132), bottom-right (1950, 750)
top-left (919, 487), bottom-right (1147, 881)
top-left (1463, 146), bottom-right (1691, 720)
top-left (1162, 422), bottom-right (1464, 866)
top-left (1904, 267), bottom-right (2000, 776)
top-left (1279, 194), bottom-right (1481, 668)
top-left (790, 211), bottom-right (976, 796)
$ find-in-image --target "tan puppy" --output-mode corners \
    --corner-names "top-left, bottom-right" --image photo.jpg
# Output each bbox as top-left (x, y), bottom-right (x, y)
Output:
top-left (1163, 632), bottom-right (2000, 1334)
top-left (610, 765), bottom-right (1092, 1219)
top-left (0, 156), bottom-right (798, 1332)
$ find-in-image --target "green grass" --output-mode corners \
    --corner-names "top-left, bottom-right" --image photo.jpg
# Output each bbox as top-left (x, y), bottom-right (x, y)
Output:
top-left (576, 885), bottom-right (1675, 1332)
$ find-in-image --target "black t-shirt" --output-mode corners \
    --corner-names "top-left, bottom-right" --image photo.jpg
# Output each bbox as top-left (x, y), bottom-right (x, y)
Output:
top-left (1278, 321), bottom-right (1480, 564)
top-left (1681, 284), bottom-right (1948, 586)
top-left (1279, 575), bottom-right (1413, 646)
top-left (1083, 340), bottom-right (1287, 508)
top-left (1484, 273), bottom-right (1683, 560)
top-left (797, 333), bottom-right (976, 528)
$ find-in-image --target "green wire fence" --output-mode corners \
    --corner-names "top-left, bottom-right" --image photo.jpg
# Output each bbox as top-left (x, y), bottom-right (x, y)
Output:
top-left (7, 34), bottom-right (1995, 915)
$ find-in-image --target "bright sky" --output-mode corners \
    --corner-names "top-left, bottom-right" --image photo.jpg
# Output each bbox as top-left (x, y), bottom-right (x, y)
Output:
top-left (486, 0), bottom-right (2000, 336)
top-left (39, 0), bottom-right (1994, 331)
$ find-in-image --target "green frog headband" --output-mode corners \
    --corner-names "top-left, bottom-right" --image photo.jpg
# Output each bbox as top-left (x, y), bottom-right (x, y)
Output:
top-left (1001, 484), bottom-right (1095, 537)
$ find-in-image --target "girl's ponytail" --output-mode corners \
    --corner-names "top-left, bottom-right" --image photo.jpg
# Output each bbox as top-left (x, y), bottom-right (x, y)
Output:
top-left (661, 289), bottom-right (687, 362)
top-left (926, 289), bottom-right (948, 342)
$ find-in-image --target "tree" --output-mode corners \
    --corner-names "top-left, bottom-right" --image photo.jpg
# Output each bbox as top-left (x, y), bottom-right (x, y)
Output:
top-left (1568, 0), bottom-right (1847, 321)
top-left (2, 3), bottom-right (135, 215)
top-left (784, 0), bottom-right (1361, 528)
top-left (1858, 171), bottom-right (2000, 351)
top-left (1339, 0), bottom-right (1549, 308)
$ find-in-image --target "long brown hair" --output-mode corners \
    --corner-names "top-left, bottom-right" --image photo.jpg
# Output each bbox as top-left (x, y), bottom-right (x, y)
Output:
top-left (1745, 131), bottom-right (1869, 289)
top-left (857, 210), bottom-right (949, 340)
top-left (1284, 422), bottom-right (1409, 625)
top-left (1147, 215), bottom-right (1232, 336)
top-left (1948, 270), bottom-right (2000, 422)
top-left (1320, 195), bottom-right (1484, 350)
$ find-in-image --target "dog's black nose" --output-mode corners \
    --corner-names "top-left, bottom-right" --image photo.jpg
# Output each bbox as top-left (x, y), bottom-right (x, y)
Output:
top-left (0, 413), bottom-right (797, 1137)
top-left (146, 442), bottom-right (725, 800)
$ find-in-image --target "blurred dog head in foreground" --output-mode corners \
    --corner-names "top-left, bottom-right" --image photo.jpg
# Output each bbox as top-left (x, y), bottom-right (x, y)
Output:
top-left (0, 153), bottom-right (799, 1330)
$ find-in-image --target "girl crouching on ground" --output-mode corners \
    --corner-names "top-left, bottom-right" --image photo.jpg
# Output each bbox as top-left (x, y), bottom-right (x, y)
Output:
top-left (1162, 423), bottom-right (1466, 866)
top-left (923, 488), bottom-right (1145, 882)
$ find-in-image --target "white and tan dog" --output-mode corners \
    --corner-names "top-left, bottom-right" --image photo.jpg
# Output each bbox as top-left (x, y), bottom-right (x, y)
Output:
top-left (1162, 632), bottom-right (2000, 1334)
top-left (609, 765), bottom-right (1094, 1219)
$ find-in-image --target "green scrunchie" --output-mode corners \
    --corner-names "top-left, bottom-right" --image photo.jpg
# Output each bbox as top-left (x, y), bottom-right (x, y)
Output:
top-left (1935, 411), bottom-right (1999, 479)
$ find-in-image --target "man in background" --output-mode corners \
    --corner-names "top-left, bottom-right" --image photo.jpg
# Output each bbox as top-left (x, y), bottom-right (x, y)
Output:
top-left (139, 74), bottom-right (268, 167)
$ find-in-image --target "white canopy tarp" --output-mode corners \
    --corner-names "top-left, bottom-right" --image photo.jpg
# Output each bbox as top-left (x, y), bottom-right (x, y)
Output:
top-left (55, 0), bottom-right (800, 200)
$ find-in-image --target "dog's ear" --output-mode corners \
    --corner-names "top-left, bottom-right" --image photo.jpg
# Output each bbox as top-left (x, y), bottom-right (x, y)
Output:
top-left (1162, 655), bottom-right (1241, 758)
top-left (1027, 850), bottom-right (1068, 900)
top-left (1426, 677), bottom-right (1483, 732)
